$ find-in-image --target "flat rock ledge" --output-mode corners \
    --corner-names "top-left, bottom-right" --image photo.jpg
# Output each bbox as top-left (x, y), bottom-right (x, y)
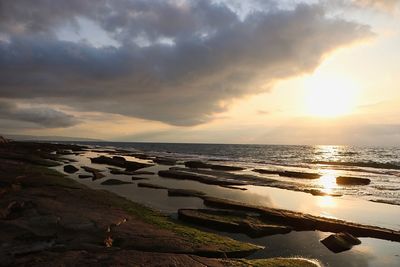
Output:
top-left (200, 197), bottom-right (400, 242)
top-left (178, 209), bottom-right (292, 238)
top-left (158, 167), bottom-right (340, 197)
top-left (185, 160), bottom-right (245, 171)
top-left (253, 169), bottom-right (321, 179)
top-left (90, 155), bottom-right (153, 171)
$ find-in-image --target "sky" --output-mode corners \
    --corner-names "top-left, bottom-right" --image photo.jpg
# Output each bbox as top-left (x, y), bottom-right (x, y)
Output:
top-left (0, 0), bottom-right (399, 145)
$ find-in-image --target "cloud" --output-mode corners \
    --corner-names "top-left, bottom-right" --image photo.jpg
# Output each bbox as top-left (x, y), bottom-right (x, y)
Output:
top-left (0, 100), bottom-right (78, 128)
top-left (0, 0), bottom-right (372, 126)
top-left (352, 0), bottom-right (400, 11)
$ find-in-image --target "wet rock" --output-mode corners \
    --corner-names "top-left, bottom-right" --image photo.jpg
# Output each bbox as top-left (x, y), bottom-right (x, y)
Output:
top-left (137, 183), bottom-right (168, 190)
top-left (128, 153), bottom-right (152, 160)
top-left (153, 157), bottom-right (177, 166)
top-left (108, 167), bottom-right (135, 175)
top-left (320, 232), bottom-right (361, 253)
top-left (158, 169), bottom-right (246, 186)
top-left (112, 156), bottom-right (126, 162)
top-left (168, 189), bottom-right (206, 198)
top-left (336, 176), bottom-right (371, 185)
top-left (202, 197), bottom-right (400, 242)
top-left (81, 166), bottom-right (103, 173)
top-left (63, 165), bottom-right (79, 174)
top-left (132, 171), bottom-right (155, 175)
top-left (81, 166), bottom-right (105, 180)
top-left (78, 174), bottom-right (92, 179)
top-left (185, 161), bottom-right (245, 171)
top-left (90, 156), bottom-right (152, 171)
top-left (304, 189), bottom-right (342, 197)
top-left (178, 209), bottom-right (292, 238)
top-left (101, 179), bottom-right (133, 185)
top-left (254, 169), bottom-right (321, 179)
top-left (131, 176), bottom-right (149, 181)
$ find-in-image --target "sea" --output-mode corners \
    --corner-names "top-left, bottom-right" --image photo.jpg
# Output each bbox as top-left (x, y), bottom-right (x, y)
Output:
top-left (70, 142), bottom-right (400, 206)
top-left (53, 141), bottom-right (400, 266)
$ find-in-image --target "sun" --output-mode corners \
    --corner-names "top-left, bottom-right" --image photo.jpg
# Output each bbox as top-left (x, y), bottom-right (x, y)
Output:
top-left (304, 75), bottom-right (359, 117)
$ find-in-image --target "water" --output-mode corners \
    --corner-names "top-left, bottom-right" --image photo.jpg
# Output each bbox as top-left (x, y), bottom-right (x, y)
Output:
top-left (52, 143), bottom-right (400, 267)
top-left (73, 142), bottom-right (400, 206)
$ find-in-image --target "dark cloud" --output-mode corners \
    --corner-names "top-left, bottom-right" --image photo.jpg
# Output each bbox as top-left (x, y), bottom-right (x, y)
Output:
top-left (0, 100), bottom-right (78, 128)
top-left (0, 0), bottom-right (372, 126)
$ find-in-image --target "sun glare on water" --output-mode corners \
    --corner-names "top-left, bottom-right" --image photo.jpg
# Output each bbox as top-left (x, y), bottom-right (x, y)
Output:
top-left (304, 75), bottom-right (359, 117)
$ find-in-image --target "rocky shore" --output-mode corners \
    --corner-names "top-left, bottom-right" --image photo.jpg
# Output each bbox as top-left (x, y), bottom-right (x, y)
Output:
top-left (0, 140), bottom-right (324, 266)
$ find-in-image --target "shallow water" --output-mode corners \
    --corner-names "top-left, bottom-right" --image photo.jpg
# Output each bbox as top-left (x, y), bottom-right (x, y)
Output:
top-left (63, 142), bottom-right (400, 206)
top-left (53, 148), bottom-right (400, 267)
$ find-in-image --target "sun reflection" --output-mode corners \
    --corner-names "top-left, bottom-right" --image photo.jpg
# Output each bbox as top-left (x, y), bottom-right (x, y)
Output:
top-left (318, 195), bottom-right (336, 208)
top-left (318, 169), bottom-right (339, 193)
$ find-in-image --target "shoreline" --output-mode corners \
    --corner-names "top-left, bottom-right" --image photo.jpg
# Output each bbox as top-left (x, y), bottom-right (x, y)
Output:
top-left (1, 140), bottom-right (400, 266)
top-left (0, 141), bottom-right (323, 266)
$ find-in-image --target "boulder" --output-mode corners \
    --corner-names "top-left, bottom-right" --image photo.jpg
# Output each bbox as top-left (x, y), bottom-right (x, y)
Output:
top-left (336, 176), bottom-right (371, 185)
top-left (320, 232), bottom-right (361, 253)
top-left (63, 165), bottom-right (79, 174)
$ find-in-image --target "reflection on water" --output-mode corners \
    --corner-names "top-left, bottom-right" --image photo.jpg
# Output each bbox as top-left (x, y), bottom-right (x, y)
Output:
top-left (317, 196), bottom-right (336, 209)
top-left (314, 145), bottom-right (341, 161)
top-left (318, 169), bottom-right (339, 194)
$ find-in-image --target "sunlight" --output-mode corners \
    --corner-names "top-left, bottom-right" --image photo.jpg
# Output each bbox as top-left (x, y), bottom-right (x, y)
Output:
top-left (317, 196), bottom-right (336, 208)
top-left (304, 75), bottom-right (360, 117)
top-left (319, 173), bottom-right (337, 193)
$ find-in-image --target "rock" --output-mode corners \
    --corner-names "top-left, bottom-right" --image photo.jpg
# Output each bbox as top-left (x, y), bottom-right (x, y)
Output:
top-left (168, 189), bottom-right (206, 198)
top-left (0, 136), bottom-right (10, 144)
top-left (137, 183), bottom-right (168, 190)
top-left (185, 161), bottom-right (245, 171)
top-left (63, 165), bottom-right (79, 174)
top-left (108, 167), bottom-right (135, 175)
top-left (336, 176), bottom-right (371, 185)
top-left (320, 232), bottom-right (361, 253)
top-left (132, 171), bottom-right (155, 175)
top-left (158, 169), bottom-right (246, 186)
top-left (90, 156), bottom-right (152, 171)
top-left (81, 166), bottom-right (105, 180)
top-left (153, 157), bottom-right (177, 166)
top-left (304, 189), bottom-right (342, 197)
top-left (81, 166), bottom-right (103, 173)
top-left (178, 209), bottom-right (292, 238)
top-left (112, 156), bottom-right (126, 161)
top-left (101, 179), bottom-right (133, 185)
top-left (202, 197), bottom-right (400, 242)
top-left (253, 169), bottom-right (321, 179)
top-left (0, 200), bottom-right (35, 219)
top-left (131, 176), bottom-right (149, 181)
top-left (78, 174), bottom-right (92, 179)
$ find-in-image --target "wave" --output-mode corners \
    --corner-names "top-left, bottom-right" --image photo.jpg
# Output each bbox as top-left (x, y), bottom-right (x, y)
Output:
top-left (311, 161), bottom-right (400, 170)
